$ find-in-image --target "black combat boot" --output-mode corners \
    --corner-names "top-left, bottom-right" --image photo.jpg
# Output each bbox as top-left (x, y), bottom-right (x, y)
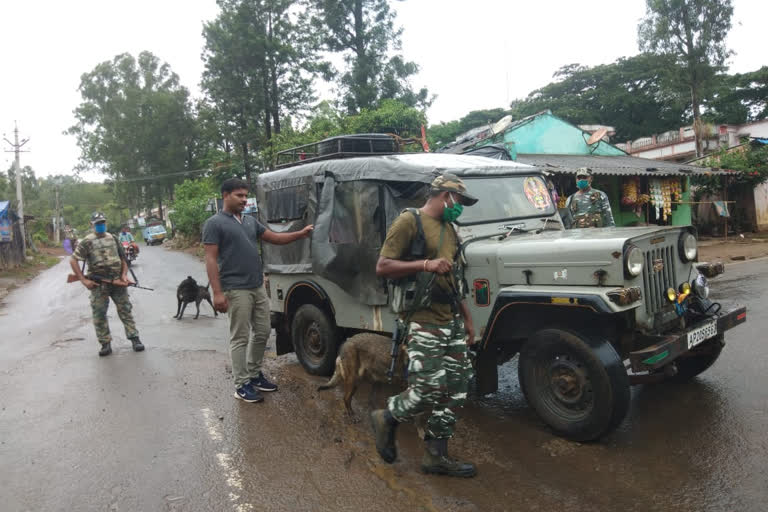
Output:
top-left (421, 438), bottom-right (477, 478)
top-left (129, 337), bottom-right (145, 352)
top-left (99, 342), bottom-right (112, 357)
top-left (370, 409), bottom-right (399, 463)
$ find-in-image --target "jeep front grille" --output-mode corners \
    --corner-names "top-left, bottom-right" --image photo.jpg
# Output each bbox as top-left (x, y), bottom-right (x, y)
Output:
top-left (642, 245), bottom-right (678, 315)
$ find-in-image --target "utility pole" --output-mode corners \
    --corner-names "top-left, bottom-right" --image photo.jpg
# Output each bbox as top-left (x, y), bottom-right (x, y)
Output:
top-left (3, 122), bottom-right (30, 259)
top-left (54, 183), bottom-right (61, 243)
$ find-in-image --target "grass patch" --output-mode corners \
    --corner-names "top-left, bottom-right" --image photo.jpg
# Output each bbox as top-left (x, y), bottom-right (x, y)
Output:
top-left (0, 251), bottom-right (61, 281)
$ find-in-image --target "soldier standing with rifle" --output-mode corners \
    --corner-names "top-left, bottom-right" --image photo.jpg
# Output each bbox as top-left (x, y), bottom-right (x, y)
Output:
top-left (69, 212), bottom-right (144, 356)
top-left (371, 173), bottom-right (478, 478)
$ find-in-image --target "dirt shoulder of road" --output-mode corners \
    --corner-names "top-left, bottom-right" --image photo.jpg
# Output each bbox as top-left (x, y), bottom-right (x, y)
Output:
top-left (163, 236), bottom-right (205, 261)
top-left (698, 233), bottom-right (768, 263)
top-left (0, 247), bottom-right (65, 302)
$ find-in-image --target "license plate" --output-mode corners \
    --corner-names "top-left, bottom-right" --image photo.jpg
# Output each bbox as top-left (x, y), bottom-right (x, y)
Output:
top-left (687, 321), bottom-right (717, 349)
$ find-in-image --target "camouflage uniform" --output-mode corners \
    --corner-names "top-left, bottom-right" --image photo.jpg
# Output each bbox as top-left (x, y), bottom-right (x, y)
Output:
top-left (388, 321), bottom-right (473, 439)
top-left (379, 173), bottom-right (477, 440)
top-left (73, 233), bottom-right (139, 345)
top-left (566, 188), bottom-right (615, 228)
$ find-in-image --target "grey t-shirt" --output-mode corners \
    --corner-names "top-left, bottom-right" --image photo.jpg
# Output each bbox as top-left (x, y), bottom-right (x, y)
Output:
top-left (202, 211), bottom-right (267, 291)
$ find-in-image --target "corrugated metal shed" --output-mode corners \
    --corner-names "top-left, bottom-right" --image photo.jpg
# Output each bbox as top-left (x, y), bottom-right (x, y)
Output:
top-left (516, 154), bottom-right (729, 176)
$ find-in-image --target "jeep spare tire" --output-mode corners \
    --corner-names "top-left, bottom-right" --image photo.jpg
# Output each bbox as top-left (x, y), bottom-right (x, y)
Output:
top-left (292, 304), bottom-right (339, 376)
top-left (519, 328), bottom-right (630, 442)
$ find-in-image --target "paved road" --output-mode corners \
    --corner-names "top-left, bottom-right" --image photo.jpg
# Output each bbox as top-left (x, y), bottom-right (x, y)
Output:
top-left (0, 246), bottom-right (766, 511)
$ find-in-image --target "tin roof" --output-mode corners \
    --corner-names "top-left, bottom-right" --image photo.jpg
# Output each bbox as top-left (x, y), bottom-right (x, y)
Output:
top-left (515, 154), bottom-right (728, 176)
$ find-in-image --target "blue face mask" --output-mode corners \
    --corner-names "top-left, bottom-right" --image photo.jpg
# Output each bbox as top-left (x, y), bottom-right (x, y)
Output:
top-left (94, 223), bottom-right (107, 234)
top-left (576, 179), bottom-right (590, 190)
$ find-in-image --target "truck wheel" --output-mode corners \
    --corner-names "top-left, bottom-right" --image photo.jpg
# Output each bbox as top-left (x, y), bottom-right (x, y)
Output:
top-left (670, 335), bottom-right (724, 382)
top-left (291, 304), bottom-right (339, 376)
top-left (519, 328), bottom-right (630, 442)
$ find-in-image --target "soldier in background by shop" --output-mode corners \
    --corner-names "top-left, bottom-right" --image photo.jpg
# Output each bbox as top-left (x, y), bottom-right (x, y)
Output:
top-left (565, 168), bottom-right (615, 228)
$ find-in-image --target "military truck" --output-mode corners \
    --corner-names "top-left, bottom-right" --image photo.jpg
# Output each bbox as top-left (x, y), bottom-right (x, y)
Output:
top-left (257, 146), bottom-right (746, 441)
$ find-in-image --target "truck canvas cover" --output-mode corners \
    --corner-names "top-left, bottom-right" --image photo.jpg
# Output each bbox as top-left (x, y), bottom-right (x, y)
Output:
top-left (256, 153), bottom-right (536, 305)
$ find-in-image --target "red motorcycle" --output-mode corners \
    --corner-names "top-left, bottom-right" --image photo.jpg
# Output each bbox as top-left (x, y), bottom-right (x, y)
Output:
top-left (121, 241), bottom-right (138, 266)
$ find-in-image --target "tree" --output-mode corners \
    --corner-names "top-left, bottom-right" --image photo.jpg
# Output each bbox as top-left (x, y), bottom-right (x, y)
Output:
top-left (202, 0), bottom-right (323, 181)
top-left (639, 0), bottom-right (734, 157)
top-left (704, 66), bottom-right (768, 124)
top-left (311, 0), bottom-right (430, 113)
top-left (4, 165), bottom-right (40, 203)
top-left (170, 177), bottom-right (216, 238)
top-left (67, 52), bottom-right (195, 217)
top-left (509, 54), bottom-right (688, 142)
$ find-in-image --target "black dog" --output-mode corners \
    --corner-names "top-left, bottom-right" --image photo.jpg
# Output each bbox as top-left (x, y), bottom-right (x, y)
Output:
top-left (174, 276), bottom-right (218, 320)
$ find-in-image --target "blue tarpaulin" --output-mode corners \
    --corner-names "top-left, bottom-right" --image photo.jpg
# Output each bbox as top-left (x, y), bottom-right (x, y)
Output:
top-left (0, 200), bottom-right (13, 242)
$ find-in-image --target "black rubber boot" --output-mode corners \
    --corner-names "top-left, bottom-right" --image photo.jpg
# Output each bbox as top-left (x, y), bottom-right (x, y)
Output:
top-left (99, 342), bottom-right (112, 357)
top-left (421, 438), bottom-right (477, 478)
top-left (129, 337), bottom-right (145, 352)
top-left (370, 409), bottom-right (399, 463)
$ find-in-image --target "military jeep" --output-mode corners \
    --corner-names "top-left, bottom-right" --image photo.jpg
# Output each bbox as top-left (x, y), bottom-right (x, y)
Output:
top-left (257, 150), bottom-right (747, 441)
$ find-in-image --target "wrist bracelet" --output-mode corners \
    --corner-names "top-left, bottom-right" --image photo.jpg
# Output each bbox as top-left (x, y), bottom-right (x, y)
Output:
top-left (423, 259), bottom-right (429, 271)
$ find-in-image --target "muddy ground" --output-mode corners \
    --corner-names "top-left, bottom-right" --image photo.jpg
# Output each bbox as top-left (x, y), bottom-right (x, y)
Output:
top-left (0, 245), bottom-right (766, 511)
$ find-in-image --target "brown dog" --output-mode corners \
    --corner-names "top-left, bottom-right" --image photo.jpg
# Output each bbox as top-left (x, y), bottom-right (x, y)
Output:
top-left (318, 332), bottom-right (408, 421)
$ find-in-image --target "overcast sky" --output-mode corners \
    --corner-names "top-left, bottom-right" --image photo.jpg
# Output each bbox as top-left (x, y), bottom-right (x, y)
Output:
top-left (0, 0), bottom-right (764, 180)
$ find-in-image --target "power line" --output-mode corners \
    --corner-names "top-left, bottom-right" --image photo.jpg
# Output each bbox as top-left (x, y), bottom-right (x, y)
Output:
top-left (80, 162), bottom-right (241, 184)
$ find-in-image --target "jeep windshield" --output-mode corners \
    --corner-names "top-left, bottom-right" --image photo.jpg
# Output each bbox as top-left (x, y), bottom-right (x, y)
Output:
top-left (458, 175), bottom-right (556, 225)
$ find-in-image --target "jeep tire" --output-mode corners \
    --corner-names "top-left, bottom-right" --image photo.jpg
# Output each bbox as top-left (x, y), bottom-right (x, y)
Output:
top-left (519, 328), bottom-right (630, 442)
top-left (292, 304), bottom-right (339, 376)
top-left (670, 335), bottom-right (724, 382)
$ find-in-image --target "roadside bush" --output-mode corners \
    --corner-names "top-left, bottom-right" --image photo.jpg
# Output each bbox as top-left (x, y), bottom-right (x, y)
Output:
top-left (170, 177), bottom-right (216, 238)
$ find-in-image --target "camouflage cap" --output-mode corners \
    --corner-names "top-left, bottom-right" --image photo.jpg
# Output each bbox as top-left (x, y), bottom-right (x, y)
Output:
top-left (431, 173), bottom-right (478, 206)
top-left (575, 167), bottom-right (593, 178)
top-left (90, 211), bottom-right (107, 223)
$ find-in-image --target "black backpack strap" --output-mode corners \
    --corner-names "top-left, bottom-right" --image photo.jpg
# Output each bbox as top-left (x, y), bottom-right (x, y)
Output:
top-left (405, 208), bottom-right (426, 259)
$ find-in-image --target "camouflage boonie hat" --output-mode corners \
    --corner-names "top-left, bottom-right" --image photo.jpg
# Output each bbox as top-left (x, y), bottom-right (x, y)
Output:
top-left (431, 173), bottom-right (478, 206)
top-left (90, 211), bottom-right (107, 223)
top-left (575, 167), bottom-right (593, 178)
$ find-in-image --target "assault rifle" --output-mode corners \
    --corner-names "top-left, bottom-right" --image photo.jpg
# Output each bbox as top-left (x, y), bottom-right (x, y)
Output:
top-left (386, 320), bottom-right (404, 383)
top-left (67, 267), bottom-right (154, 291)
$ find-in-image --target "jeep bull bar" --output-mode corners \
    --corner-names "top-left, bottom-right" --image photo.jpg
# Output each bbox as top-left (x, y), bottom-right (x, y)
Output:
top-left (629, 304), bottom-right (747, 373)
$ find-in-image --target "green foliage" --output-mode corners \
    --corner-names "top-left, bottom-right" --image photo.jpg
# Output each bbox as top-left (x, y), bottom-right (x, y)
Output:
top-left (704, 67), bottom-right (768, 124)
top-left (260, 99), bottom-right (425, 166)
top-left (347, 99), bottom-right (426, 135)
top-left (3, 165), bottom-right (40, 203)
top-left (693, 142), bottom-right (768, 196)
top-left (202, 0), bottom-right (323, 181)
top-left (639, 0), bottom-right (734, 155)
top-left (67, 51), bottom-right (195, 215)
top-left (170, 178), bottom-right (216, 238)
top-left (311, 0), bottom-right (431, 113)
top-left (509, 55), bottom-right (688, 142)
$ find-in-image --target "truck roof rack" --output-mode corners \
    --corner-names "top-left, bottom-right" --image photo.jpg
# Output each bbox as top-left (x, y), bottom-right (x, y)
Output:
top-left (275, 134), bottom-right (397, 169)
top-left (275, 133), bottom-right (429, 169)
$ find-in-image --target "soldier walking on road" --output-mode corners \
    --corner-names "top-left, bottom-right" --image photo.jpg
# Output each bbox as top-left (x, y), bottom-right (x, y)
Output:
top-left (371, 173), bottom-right (478, 478)
top-left (566, 168), bottom-right (615, 228)
top-left (203, 178), bottom-right (313, 404)
top-left (69, 212), bottom-right (144, 356)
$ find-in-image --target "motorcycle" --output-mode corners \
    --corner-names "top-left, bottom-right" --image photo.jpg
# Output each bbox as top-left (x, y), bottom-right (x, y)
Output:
top-left (121, 241), bottom-right (138, 266)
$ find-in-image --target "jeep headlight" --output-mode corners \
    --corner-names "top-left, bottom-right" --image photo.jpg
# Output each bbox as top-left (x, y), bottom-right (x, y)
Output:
top-left (692, 274), bottom-right (710, 299)
top-left (625, 245), bottom-right (643, 277)
top-left (679, 232), bottom-right (697, 262)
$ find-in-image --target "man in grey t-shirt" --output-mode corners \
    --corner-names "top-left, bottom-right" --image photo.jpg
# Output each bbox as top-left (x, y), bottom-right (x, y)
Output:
top-left (203, 178), bottom-right (313, 403)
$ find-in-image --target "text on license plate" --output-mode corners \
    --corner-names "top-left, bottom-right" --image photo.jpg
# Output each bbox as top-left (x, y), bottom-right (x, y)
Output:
top-left (687, 321), bottom-right (717, 349)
